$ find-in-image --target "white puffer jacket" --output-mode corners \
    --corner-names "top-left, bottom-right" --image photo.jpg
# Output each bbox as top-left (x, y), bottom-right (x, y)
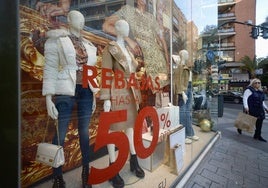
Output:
top-left (42, 29), bottom-right (99, 96)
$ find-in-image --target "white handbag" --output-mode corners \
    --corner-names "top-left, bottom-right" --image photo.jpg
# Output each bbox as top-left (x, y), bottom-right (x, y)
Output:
top-left (155, 91), bottom-right (170, 108)
top-left (36, 118), bottom-right (65, 168)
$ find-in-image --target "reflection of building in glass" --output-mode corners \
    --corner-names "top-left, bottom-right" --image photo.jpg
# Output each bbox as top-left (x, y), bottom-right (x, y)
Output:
top-left (187, 21), bottom-right (199, 67)
top-left (25, 0), bottom-right (125, 30)
top-left (72, 0), bottom-right (125, 30)
top-left (198, 0), bottom-right (256, 91)
top-left (172, 3), bottom-right (187, 53)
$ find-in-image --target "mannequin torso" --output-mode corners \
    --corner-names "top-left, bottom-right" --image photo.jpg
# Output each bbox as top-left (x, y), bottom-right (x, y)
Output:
top-left (101, 19), bottom-right (141, 129)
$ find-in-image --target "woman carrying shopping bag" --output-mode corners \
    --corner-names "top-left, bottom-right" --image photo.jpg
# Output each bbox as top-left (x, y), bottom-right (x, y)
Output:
top-left (237, 78), bottom-right (268, 142)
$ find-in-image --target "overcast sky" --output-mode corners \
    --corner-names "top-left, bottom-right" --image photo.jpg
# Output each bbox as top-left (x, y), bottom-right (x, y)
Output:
top-left (174, 0), bottom-right (268, 58)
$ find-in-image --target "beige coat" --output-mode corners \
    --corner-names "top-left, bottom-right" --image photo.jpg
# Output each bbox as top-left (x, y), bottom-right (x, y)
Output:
top-left (172, 64), bottom-right (190, 105)
top-left (100, 41), bottom-right (142, 130)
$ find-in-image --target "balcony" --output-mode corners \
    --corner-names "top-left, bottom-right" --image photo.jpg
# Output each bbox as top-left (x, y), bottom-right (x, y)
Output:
top-left (203, 42), bottom-right (235, 50)
top-left (218, 12), bottom-right (236, 21)
top-left (218, 0), bottom-right (235, 5)
top-left (218, 27), bottom-right (236, 38)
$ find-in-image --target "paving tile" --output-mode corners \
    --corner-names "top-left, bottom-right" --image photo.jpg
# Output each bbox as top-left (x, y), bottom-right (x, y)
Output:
top-left (217, 167), bottom-right (243, 185)
top-left (226, 180), bottom-right (243, 188)
top-left (246, 165), bottom-right (267, 178)
top-left (260, 176), bottom-right (268, 186)
top-left (243, 178), bottom-right (262, 188)
top-left (210, 182), bottom-right (224, 188)
top-left (191, 183), bottom-right (205, 188)
top-left (204, 163), bottom-right (218, 173)
top-left (190, 174), bottom-right (212, 188)
top-left (259, 163), bottom-right (268, 172)
top-left (200, 169), bottom-right (228, 186)
top-left (208, 159), bottom-right (231, 171)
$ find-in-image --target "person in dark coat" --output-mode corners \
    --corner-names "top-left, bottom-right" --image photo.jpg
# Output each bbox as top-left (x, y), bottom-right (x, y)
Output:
top-left (238, 78), bottom-right (268, 142)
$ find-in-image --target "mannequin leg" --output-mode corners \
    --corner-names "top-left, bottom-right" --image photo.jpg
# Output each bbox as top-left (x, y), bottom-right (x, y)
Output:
top-left (180, 82), bottom-right (199, 143)
top-left (107, 143), bottom-right (116, 163)
top-left (52, 95), bottom-right (75, 188)
top-left (125, 128), bottom-right (135, 154)
top-left (76, 85), bottom-right (93, 188)
top-left (107, 131), bottom-right (124, 188)
top-left (126, 128), bottom-right (145, 178)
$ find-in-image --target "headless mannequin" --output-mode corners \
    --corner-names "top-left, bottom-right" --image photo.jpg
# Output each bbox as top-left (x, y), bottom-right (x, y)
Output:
top-left (101, 19), bottom-right (144, 187)
top-left (104, 20), bottom-right (137, 161)
top-left (177, 50), bottom-right (199, 144)
top-left (43, 10), bottom-right (98, 188)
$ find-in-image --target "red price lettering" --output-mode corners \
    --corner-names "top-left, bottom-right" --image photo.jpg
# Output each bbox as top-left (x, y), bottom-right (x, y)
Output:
top-left (89, 107), bottom-right (159, 184)
top-left (88, 110), bottom-right (129, 184)
top-left (134, 106), bottom-right (159, 158)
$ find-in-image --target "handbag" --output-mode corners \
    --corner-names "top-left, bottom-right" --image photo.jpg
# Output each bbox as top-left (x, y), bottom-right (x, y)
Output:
top-left (234, 112), bottom-right (257, 133)
top-left (36, 118), bottom-right (65, 168)
top-left (155, 91), bottom-right (170, 108)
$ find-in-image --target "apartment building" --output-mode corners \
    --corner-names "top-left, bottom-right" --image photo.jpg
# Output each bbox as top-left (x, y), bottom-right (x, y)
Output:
top-left (199, 0), bottom-right (256, 91)
top-left (218, 0), bottom-right (256, 62)
top-left (172, 3), bottom-right (187, 54)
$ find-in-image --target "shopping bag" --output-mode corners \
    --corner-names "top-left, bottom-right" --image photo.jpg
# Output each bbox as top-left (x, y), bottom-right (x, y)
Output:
top-left (155, 92), bottom-right (170, 108)
top-left (234, 112), bottom-right (257, 133)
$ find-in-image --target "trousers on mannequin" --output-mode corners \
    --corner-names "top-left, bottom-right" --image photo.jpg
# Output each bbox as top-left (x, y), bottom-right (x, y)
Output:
top-left (179, 82), bottom-right (195, 137)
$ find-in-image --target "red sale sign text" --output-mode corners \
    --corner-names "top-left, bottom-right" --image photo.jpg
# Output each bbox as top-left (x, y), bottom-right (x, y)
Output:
top-left (82, 65), bottom-right (161, 91)
top-left (82, 65), bottom-right (161, 184)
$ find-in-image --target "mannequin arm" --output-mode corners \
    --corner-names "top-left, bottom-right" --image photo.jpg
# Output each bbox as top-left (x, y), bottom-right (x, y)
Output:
top-left (182, 91), bottom-right (188, 104)
top-left (103, 99), bottom-right (111, 112)
top-left (46, 95), bottom-right (58, 119)
top-left (88, 79), bottom-right (100, 93)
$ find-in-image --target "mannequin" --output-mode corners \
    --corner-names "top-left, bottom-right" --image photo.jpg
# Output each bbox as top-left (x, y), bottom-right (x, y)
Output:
top-left (42, 10), bottom-right (98, 188)
top-left (173, 50), bottom-right (199, 144)
top-left (102, 0), bottom-right (170, 90)
top-left (100, 19), bottom-right (144, 188)
top-left (172, 52), bottom-right (189, 107)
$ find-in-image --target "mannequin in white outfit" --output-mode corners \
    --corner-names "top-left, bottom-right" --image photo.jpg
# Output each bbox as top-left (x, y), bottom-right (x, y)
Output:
top-left (101, 19), bottom-right (144, 188)
top-left (42, 10), bottom-right (98, 188)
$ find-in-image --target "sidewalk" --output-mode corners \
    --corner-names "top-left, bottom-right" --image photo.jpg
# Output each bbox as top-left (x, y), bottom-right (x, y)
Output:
top-left (182, 105), bottom-right (268, 188)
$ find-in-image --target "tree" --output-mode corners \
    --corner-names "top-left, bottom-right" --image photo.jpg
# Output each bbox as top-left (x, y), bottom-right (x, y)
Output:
top-left (239, 55), bottom-right (257, 79)
top-left (257, 56), bottom-right (268, 86)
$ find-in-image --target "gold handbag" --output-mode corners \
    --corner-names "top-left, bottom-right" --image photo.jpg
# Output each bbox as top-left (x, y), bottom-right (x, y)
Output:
top-left (36, 118), bottom-right (65, 168)
top-left (234, 112), bottom-right (257, 133)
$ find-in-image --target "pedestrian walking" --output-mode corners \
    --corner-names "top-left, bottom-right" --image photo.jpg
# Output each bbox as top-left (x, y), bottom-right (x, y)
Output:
top-left (237, 78), bottom-right (268, 142)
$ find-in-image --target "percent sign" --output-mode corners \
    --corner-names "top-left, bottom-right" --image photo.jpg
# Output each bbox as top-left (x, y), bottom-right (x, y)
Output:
top-left (160, 111), bottom-right (171, 129)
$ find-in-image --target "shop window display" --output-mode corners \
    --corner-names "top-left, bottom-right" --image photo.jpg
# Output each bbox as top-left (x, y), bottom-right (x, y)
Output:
top-left (19, 0), bottom-right (218, 187)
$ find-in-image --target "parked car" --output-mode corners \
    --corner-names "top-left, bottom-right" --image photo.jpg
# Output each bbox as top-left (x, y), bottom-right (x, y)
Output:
top-left (221, 91), bottom-right (243, 104)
